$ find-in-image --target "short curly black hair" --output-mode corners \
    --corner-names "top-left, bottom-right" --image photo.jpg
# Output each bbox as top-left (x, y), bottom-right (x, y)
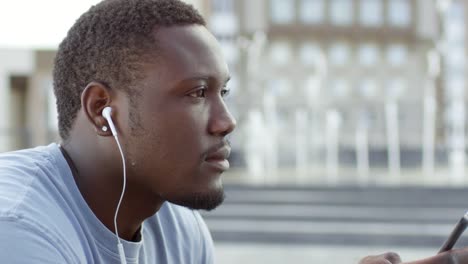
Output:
top-left (53, 0), bottom-right (206, 140)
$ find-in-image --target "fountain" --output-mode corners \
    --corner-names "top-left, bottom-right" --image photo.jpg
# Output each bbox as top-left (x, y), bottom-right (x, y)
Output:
top-left (355, 111), bottom-right (370, 185)
top-left (244, 109), bottom-right (266, 184)
top-left (385, 100), bottom-right (401, 183)
top-left (295, 109), bottom-right (308, 182)
top-left (240, 31), bottom-right (269, 184)
top-left (325, 109), bottom-right (341, 184)
top-left (422, 50), bottom-right (439, 180)
top-left (263, 92), bottom-right (279, 184)
top-left (437, 0), bottom-right (466, 185)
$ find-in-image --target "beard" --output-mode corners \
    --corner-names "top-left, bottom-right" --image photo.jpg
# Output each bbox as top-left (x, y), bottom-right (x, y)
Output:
top-left (171, 187), bottom-right (225, 211)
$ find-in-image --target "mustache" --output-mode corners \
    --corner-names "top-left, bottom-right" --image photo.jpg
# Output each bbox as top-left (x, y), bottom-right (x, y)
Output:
top-left (205, 139), bottom-right (231, 155)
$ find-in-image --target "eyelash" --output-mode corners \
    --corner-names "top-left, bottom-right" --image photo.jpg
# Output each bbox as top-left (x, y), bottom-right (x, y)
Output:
top-left (220, 89), bottom-right (230, 98)
top-left (188, 87), bottom-right (230, 98)
top-left (189, 88), bottom-right (206, 98)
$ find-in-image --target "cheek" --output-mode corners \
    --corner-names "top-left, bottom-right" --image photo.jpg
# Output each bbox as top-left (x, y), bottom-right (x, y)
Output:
top-left (134, 109), bottom-right (208, 173)
top-left (157, 104), bottom-right (208, 145)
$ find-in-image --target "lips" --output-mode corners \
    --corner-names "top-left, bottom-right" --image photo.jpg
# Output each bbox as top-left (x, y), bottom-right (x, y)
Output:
top-left (205, 145), bottom-right (231, 171)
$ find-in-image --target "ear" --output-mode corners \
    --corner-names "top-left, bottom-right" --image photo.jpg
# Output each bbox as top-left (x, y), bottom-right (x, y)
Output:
top-left (81, 82), bottom-right (113, 137)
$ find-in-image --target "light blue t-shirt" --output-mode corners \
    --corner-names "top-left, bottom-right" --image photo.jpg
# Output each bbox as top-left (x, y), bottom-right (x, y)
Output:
top-left (0, 143), bottom-right (214, 263)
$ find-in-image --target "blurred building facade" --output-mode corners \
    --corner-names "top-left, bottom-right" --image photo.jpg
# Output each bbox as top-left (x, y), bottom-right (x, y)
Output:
top-left (0, 50), bottom-right (58, 152)
top-left (201, 0), bottom-right (468, 176)
top-left (205, 0), bottom-right (431, 146)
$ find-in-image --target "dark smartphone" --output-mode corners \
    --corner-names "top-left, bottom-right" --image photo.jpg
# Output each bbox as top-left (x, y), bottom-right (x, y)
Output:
top-left (438, 212), bottom-right (468, 253)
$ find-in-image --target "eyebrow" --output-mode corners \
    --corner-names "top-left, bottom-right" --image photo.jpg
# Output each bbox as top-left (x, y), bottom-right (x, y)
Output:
top-left (181, 75), bottom-right (231, 84)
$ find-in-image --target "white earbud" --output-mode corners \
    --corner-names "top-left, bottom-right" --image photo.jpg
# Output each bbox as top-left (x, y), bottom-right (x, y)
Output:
top-left (102, 106), bottom-right (127, 264)
top-left (102, 107), bottom-right (118, 136)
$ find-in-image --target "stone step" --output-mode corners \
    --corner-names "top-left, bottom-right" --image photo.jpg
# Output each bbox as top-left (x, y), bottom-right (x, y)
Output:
top-left (223, 189), bottom-right (468, 207)
top-left (201, 184), bottom-right (468, 247)
top-left (206, 204), bottom-right (465, 223)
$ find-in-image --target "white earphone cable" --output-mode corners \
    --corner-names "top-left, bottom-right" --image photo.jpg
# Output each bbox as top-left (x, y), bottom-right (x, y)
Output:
top-left (113, 134), bottom-right (127, 264)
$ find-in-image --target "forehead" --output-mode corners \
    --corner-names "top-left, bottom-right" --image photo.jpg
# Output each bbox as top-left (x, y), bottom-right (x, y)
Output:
top-left (152, 25), bottom-right (229, 83)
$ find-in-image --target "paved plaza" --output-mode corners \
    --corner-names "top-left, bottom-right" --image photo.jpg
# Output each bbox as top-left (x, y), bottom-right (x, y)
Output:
top-left (216, 243), bottom-right (436, 264)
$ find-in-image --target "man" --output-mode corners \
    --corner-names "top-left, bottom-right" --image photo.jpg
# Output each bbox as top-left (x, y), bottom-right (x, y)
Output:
top-left (0, 0), bottom-right (466, 263)
top-left (1, 0), bottom-right (232, 263)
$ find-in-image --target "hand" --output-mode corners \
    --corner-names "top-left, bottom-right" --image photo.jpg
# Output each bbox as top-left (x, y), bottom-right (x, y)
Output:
top-left (359, 248), bottom-right (468, 264)
top-left (404, 248), bottom-right (468, 264)
top-left (359, 252), bottom-right (402, 264)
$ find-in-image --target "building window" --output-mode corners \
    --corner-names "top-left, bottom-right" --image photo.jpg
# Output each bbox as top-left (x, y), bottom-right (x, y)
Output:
top-left (386, 78), bottom-right (407, 100)
top-left (331, 79), bottom-right (351, 98)
top-left (269, 78), bottom-right (292, 96)
top-left (212, 0), bottom-right (234, 13)
top-left (386, 44), bottom-right (408, 67)
top-left (358, 43), bottom-right (379, 66)
top-left (359, 0), bottom-right (383, 27)
top-left (330, 0), bottom-right (354, 26)
top-left (305, 76), bottom-right (321, 101)
top-left (220, 41), bottom-right (239, 63)
top-left (299, 0), bottom-right (325, 24)
top-left (299, 43), bottom-right (323, 67)
top-left (388, 0), bottom-right (411, 27)
top-left (328, 42), bottom-right (351, 66)
top-left (446, 45), bottom-right (466, 69)
top-left (270, 0), bottom-right (295, 24)
top-left (359, 78), bottom-right (378, 99)
top-left (446, 75), bottom-right (465, 99)
top-left (269, 41), bottom-right (292, 66)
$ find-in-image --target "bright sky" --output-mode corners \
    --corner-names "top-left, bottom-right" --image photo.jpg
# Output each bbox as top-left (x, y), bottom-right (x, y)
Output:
top-left (0, 0), bottom-right (101, 49)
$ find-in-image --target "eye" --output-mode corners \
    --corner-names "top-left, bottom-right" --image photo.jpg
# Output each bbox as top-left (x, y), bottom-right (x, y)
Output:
top-left (220, 88), bottom-right (230, 98)
top-left (188, 87), bottom-right (207, 98)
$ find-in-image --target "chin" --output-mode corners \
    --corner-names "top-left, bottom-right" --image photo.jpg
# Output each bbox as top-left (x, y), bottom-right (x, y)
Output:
top-left (171, 185), bottom-right (225, 211)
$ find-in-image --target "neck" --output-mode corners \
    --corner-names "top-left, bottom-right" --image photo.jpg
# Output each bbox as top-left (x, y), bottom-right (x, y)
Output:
top-left (60, 136), bottom-right (164, 241)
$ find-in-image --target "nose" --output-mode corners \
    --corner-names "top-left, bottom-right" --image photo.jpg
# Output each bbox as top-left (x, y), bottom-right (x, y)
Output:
top-left (208, 99), bottom-right (237, 137)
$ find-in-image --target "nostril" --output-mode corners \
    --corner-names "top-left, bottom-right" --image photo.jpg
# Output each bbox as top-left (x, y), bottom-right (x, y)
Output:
top-left (208, 116), bottom-right (236, 136)
top-left (223, 118), bottom-right (236, 136)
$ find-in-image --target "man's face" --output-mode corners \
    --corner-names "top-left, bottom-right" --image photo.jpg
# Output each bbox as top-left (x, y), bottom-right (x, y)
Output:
top-left (121, 25), bottom-right (236, 211)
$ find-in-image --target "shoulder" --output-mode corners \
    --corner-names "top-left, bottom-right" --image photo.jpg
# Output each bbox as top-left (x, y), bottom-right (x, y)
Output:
top-left (0, 214), bottom-right (77, 262)
top-left (0, 144), bottom-right (82, 261)
top-left (0, 144), bottom-right (60, 214)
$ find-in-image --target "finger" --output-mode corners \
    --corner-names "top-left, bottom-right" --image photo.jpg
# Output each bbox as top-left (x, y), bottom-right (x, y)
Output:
top-left (359, 252), bottom-right (402, 264)
top-left (443, 248), bottom-right (468, 264)
top-left (358, 256), bottom-right (392, 264)
top-left (381, 252), bottom-right (402, 264)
